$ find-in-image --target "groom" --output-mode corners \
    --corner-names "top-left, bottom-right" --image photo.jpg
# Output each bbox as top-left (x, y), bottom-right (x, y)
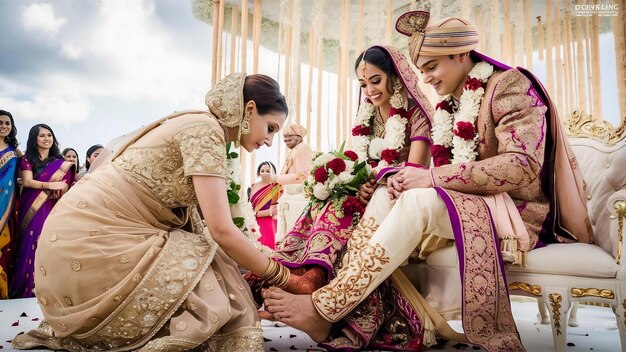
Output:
top-left (263, 11), bottom-right (592, 351)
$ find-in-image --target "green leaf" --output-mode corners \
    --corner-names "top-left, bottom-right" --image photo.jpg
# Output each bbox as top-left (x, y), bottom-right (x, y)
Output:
top-left (338, 140), bottom-right (346, 154)
top-left (227, 191), bottom-right (240, 204)
top-left (232, 217), bottom-right (245, 228)
top-left (229, 152), bottom-right (239, 159)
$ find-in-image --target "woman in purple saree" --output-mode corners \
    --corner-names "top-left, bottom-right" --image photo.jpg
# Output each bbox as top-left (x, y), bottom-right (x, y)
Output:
top-left (10, 124), bottom-right (74, 298)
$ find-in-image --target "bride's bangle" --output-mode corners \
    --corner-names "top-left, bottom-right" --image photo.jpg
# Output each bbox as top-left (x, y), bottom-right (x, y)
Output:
top-left (259, 259), bottom-right (291, 288)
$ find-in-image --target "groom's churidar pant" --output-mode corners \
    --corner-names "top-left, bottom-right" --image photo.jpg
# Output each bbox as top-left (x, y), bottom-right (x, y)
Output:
top-left (312, 188), bottom-right (453, 322)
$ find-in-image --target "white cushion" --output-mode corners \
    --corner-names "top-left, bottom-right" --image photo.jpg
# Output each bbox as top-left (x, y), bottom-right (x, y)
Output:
top-left (426, 243), bottom-right (617, 279)
top-left (507, 243), bottom-right (617, 278)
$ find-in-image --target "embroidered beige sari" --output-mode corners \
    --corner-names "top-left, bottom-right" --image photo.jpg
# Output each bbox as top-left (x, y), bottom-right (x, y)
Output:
top-left (13, 74), bottom-right (264, 352)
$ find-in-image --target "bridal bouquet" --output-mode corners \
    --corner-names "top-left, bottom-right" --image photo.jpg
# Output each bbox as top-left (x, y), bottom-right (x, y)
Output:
top-left (304, 143), bottom-right (371, 218)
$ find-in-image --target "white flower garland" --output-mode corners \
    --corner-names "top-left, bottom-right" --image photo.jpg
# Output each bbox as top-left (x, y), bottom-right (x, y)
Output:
top-left (351, 100), bottom-right (408, 167)
top-left (431, 61), bottom-right (494, 164)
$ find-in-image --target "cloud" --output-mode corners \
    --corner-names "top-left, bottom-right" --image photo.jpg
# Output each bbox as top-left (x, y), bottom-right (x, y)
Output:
top-left (61, 43), bottom-right (83, 60)
top-left (0, 78), bottom-right (91, 124)
top-left (21, 3), bottom-right (66, 36)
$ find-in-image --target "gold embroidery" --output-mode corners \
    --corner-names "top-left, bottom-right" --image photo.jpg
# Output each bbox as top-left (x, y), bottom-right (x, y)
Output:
top-left (313, 217), bottom-right (388, 321)
top-left (60, 323), bottom-right (68, 332)
top-left (39, 297), bottom-right (47, 306)
top-left (63, 297), bottom-right (73, 306)
top-left (188, 301), bottom-right (197, 311)
top-left (132, 273), bottom-right (142, 283)
top-left (204, 283), bottom-right (213, 291)
top-left (39, 266), bottom-right (47, 276)
top-left (49, 232), bottom-right (58, 242)
top-left (175, 321), bottom-right (186, 331)
top-left (118, 254), bottom-right (130, 264)
top-left (201, 326), bottom-right (263, 352)
top-left (90, 229), bottom-right (99, 236)
top-left (71, 261), bottom-right (81, 272)
top-left (68, 231), bottom-right (217, 351)
top-left (77, 200), bottom-right (87, 209)
top-left (174, 123), bottom-right (227, 178)
top-left (228, 294), bottom-right (236, 300)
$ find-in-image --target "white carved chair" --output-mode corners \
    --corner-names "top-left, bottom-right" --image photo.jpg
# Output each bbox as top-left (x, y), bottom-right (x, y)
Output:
top-left (407, 113), bottom-right (626, 352)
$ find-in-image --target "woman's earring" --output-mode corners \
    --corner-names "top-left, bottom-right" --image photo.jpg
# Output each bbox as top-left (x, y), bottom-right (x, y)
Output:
top-left (241, 112), bottom-right (252, 135)
top-left (389, 78), bottom-right (407, 110)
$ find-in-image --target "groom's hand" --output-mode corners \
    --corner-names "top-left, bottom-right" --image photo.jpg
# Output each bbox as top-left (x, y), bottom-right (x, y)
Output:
top-left (396, 167), bottom-right (432, 190)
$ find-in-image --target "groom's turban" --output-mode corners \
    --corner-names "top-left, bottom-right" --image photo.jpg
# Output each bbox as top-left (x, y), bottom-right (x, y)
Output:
top-left (396, 12), bottom-right (479, 63)
top-left (283, 124), bottom-right (307, 138)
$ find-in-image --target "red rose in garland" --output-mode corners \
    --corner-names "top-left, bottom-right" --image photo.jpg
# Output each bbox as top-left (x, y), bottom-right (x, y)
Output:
top-left (380, 149), bottom-right (400, 164)
top-left (435, 100), bottom-right (453, 113)
top-left (351, 125), bottom-right (372, 136)
top-left (431, 145), bottom-right (452, 167)
top-left (454, 121), bottom-right (476, 141)
top-left (464, 77), bottom-right (483, 91)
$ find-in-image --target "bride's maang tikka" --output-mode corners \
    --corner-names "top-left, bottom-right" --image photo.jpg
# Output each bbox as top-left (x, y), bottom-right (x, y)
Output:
top-left (358, 48), bottom-right (368, 71)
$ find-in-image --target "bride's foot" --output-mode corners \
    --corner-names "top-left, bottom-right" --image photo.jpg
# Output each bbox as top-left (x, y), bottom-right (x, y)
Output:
top-left (262, 287), bottom-right (332, 342)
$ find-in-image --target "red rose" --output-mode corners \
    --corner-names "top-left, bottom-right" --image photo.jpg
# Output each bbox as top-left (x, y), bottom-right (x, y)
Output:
top-left (431, 145), bottom-right (452, 167)
top-left (367, 160), bottom-right (379, 168)
top-left (435, 100), bottom-right (453, 113)
top-left (352, 125), bottom-right (372, 136)
top-left (464, 77), bottom-right (483, 91)
top-left (389, 107), bottom-right (405, 117)
top-left (327, 158), bottom-right (346, 174)
top-left (313, 166), bottom-right (329, 183)
top-left (453, 121), bottom-right (476, 141)
top-left (380, 149), bottom-right (400, 163)
top-left (344, 150), bottom-right (358, 161)
top-left (343, 195), bottom-right (365, 216)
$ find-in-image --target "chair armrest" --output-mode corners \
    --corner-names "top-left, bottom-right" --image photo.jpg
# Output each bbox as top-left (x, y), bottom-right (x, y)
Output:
top-left (607, 189), bottom-right (626, 265)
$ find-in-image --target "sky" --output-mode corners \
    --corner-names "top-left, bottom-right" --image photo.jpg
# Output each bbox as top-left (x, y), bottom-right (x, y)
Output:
top-left (0, 0), bottom-right (622, 180)
top-left (1, 0), bottom-right (218, 164)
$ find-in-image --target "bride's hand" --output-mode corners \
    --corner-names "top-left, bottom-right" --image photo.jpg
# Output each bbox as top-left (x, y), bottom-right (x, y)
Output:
top-left (357, 179), bottom-right (376, 205)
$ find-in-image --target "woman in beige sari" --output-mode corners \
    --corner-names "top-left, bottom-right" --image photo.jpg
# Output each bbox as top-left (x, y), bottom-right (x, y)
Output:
top-left (12, 73), bottom-right (299, 351)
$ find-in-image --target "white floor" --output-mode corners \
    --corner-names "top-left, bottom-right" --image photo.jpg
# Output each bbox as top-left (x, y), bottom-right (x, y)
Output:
top-left (0, 297), bottom-right (621, 351)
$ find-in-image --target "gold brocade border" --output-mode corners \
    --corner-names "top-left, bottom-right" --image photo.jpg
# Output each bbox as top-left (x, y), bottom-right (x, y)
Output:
top-left (548, 293), bottom-right (562, 336)
top-left (571, 287), bottom-right (615, 299)
top-left (565, 110), bottom-right (626, 145)
top-left (508, 282), bottom-right (542, 296)
top-left (72, 230), bottom-right (216, 351)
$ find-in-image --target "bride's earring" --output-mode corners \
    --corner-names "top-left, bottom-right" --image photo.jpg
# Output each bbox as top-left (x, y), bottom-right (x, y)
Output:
top-left (389, 78), bottom-right (407, 110)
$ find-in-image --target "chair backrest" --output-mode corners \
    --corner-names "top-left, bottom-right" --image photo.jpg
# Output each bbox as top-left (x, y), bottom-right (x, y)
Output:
top-left (570, 136), bottom-right (626, 257)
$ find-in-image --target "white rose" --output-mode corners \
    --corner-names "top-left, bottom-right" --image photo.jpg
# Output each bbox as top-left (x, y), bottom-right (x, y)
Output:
top-left (313, 183), bottom-right (330, 200)
top-left (327, 176), bottom-right (340, 190)
top-left (369, 138), bottom-right (385, 159)
top-left (338, 171), bottom-right (353, 183)
top-left (350, 135), bottom-right (370, 160)
top-left (313, 153), bottom-right (335, 167)
top-left (343, 160), bottom-right (355, 172)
